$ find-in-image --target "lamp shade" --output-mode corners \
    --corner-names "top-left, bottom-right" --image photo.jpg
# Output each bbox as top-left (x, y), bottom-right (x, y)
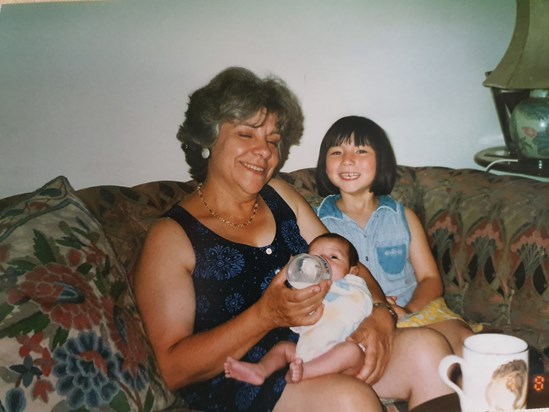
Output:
top-left (483, 0), bottom-right (549, 89)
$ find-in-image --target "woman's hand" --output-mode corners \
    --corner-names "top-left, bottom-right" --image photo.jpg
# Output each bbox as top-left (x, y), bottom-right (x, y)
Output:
top-left (347, 306), bottom-right (396, 385)
top-left (257, 265), bottom-right (331, 329)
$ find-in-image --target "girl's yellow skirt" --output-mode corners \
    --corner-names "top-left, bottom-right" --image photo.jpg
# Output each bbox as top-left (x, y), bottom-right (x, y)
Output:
top-left (397, 297), bottom-right (483, 333)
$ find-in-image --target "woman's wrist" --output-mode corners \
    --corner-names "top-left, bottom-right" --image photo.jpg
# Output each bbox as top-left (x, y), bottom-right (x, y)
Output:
top-left (372, 301), bottom-right (398, 323)
top-left (253, 296), bottom-right (286, 332)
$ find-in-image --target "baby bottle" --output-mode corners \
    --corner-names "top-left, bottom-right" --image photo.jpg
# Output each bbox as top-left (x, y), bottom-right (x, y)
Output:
top-left (286, 253), bottom-right (332, 289)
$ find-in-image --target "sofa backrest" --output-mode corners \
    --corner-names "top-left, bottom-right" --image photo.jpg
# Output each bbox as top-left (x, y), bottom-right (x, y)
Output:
top-left (73, 167), bottom-right (549, 347)
top-left (71, 166), bottom-right (549, 299)
top-left (396, 167), bottom-right (548, 334)
top-left (76, 181), bottom-right (196, 276)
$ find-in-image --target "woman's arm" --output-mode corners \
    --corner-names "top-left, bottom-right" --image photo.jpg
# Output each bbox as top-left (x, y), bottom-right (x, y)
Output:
top-left (402, 207), bottom-right (443, 313)
top-left (134, 217), bottom-right (329, 390)
top-left (347, 262), bottom-right (396, 385)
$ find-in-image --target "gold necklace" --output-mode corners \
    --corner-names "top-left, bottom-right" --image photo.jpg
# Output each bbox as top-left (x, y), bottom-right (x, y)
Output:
top-left (196, 183), bottom-right (259, 228)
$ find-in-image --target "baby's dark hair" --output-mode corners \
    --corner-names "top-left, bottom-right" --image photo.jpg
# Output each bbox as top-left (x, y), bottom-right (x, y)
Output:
top-left (310, 233), bottom-right (359, 267)
top-left (315, 115), bottom-right (397, 197)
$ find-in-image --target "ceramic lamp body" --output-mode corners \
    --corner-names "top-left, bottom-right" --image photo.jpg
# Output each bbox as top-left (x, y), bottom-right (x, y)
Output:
top-left (509, 90), bottom-right (549, 160)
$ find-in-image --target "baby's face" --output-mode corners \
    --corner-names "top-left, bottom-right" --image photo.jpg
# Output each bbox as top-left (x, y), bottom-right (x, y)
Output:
top-left (308, 238), bottom-right (352, 280)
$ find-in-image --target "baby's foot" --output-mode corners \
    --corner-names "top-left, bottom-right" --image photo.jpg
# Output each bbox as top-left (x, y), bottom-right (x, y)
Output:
top-left (224, 356), bottom-right (265, 386)
top-left (288, 358), bottom-right (304, 383)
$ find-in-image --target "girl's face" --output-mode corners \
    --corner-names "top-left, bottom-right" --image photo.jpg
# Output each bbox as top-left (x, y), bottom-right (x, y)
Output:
top-left (209, 110), bottom-right (281, 196)
top-left (325, 136), bottom-right (377, 195)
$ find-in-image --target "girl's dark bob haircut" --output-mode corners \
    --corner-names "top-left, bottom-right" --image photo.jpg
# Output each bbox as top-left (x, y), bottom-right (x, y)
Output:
top-left (315, 116), bottom-right (397, 197)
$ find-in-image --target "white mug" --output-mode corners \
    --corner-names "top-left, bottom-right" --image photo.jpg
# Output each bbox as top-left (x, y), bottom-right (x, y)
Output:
top-left (439, 333), bottom-right (529, 412)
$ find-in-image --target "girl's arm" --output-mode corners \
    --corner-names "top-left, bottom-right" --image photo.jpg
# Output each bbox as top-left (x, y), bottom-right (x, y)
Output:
top-left (403, 207), bottom-right (443, 313)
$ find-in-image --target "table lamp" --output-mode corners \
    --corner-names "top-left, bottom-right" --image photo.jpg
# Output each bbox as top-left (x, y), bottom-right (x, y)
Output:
top-left (483, 0), bottom-right (549, 166)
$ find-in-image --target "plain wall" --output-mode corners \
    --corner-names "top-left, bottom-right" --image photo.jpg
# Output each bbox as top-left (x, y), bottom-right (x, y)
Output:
top-left (0, 0), bottom-right (515, 198)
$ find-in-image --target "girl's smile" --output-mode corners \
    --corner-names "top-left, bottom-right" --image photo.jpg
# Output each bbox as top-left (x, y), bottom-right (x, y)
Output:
top-left (326, 140), bottom-right (377, 194)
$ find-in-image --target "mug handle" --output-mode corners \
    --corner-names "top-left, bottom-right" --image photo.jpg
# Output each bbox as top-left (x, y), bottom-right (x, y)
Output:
top-left (438, 354), bottom-right (465, 396)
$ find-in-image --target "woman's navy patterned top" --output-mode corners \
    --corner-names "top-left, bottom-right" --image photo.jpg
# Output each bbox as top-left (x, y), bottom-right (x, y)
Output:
top-left (163, 183), bottom-right (308, 411)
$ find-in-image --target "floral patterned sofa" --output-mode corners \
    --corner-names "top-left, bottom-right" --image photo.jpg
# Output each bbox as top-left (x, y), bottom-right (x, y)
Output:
top-left (0, 165), bottom-right (547, 411)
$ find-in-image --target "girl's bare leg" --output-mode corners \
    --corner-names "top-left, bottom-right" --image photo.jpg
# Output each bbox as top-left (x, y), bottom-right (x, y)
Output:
top-left (275, 374), bottom-right (382, 412)
top-left (426, 319), bottom-right (474, 356)
top-left (373, 327), bottom-right (453, 409)
top-left (225, 341), bottom-right (297, 385)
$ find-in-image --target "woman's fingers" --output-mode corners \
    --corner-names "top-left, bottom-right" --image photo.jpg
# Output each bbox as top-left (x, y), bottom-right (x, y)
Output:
top-left (260, 271), bottom-right (329, 327)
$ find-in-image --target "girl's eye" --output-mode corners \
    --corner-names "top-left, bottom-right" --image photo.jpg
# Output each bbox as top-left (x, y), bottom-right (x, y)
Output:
top-left (328, 150), bottom-right (342, 156)
top-left (331, 255), bottom-right (339, 260)
top-left (356, 148), bottom-right (368, 154)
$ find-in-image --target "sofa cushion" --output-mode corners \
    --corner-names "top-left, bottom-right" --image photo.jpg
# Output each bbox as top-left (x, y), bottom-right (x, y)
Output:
top-left (76, 181), bottom-right (196, 277)
top-left (0, 176), bottom-right (175, 411)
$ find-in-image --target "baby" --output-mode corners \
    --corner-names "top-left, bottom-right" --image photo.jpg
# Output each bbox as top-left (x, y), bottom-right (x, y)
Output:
top-left (224, 232), bottom-right (372, 384)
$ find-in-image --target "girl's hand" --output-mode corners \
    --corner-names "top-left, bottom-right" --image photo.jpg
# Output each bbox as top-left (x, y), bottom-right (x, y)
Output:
top-left (386, 296), bottom-right (409, 320)
top-left (257, 265), bottom-right (331, 329)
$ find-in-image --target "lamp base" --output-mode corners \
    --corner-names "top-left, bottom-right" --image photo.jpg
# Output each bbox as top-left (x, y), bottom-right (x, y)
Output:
top-left (474, 146), bottom-right (549, 178)
top-left (509, 90), bottom-right (549, 160)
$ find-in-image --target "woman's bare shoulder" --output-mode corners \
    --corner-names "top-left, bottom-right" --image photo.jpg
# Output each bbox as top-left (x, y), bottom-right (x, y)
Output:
top-left (147, 216), bottom-right (186, 239)
top-left (268, 176), bottom-right (294, 191)
top-left (268, 177), bottom-right (327, 243)
top-left (136, 216), bottom-right (196, 282)
top-left (268, 176), bottom-right (304, 203)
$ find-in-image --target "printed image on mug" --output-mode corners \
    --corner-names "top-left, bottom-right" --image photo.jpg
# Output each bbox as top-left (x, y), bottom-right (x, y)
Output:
top-left (485, 358), bottom-right (528, 409)
top-left (438, 333), bottom-right (529, 412)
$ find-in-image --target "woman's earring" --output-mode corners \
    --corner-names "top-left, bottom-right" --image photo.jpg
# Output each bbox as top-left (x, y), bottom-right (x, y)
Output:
top-left (201, 147), bottom-right (210, 159)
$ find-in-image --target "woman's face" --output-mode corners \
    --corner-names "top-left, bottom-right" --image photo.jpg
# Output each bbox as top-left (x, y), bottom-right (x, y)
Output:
top-left (209, 110), bottom-right (281, 196)
top-left (325, 136), bottom-right (377, 195)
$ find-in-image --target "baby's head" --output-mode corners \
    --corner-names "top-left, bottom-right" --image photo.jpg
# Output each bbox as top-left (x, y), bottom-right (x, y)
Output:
top-left (308, 233), bottom-right (359, 280)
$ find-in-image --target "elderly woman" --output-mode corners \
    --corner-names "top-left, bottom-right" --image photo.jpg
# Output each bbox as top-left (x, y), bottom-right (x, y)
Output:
top-left (134, 67), bottom-right (452, 411)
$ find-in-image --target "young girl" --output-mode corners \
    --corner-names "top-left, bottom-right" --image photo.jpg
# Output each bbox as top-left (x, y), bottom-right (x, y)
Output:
top-left (315, 115), bottom-right (477, 356)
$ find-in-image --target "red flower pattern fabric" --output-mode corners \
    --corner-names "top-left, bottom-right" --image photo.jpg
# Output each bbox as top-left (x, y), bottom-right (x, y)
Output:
top-left (0, 176), bottom-right (174, 412)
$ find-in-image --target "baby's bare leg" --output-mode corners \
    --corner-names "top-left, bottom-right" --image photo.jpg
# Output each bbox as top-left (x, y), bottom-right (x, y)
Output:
top-left (288, 358), bottom-right (304, 383)
top-left (225, 341), bottom-right (297, 385)
top-left (294, 341), bottom-right (364, 382)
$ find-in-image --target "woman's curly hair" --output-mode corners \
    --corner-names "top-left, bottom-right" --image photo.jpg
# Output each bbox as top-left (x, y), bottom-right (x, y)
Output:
top-left (177, 67), bottom-right (304, 182)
